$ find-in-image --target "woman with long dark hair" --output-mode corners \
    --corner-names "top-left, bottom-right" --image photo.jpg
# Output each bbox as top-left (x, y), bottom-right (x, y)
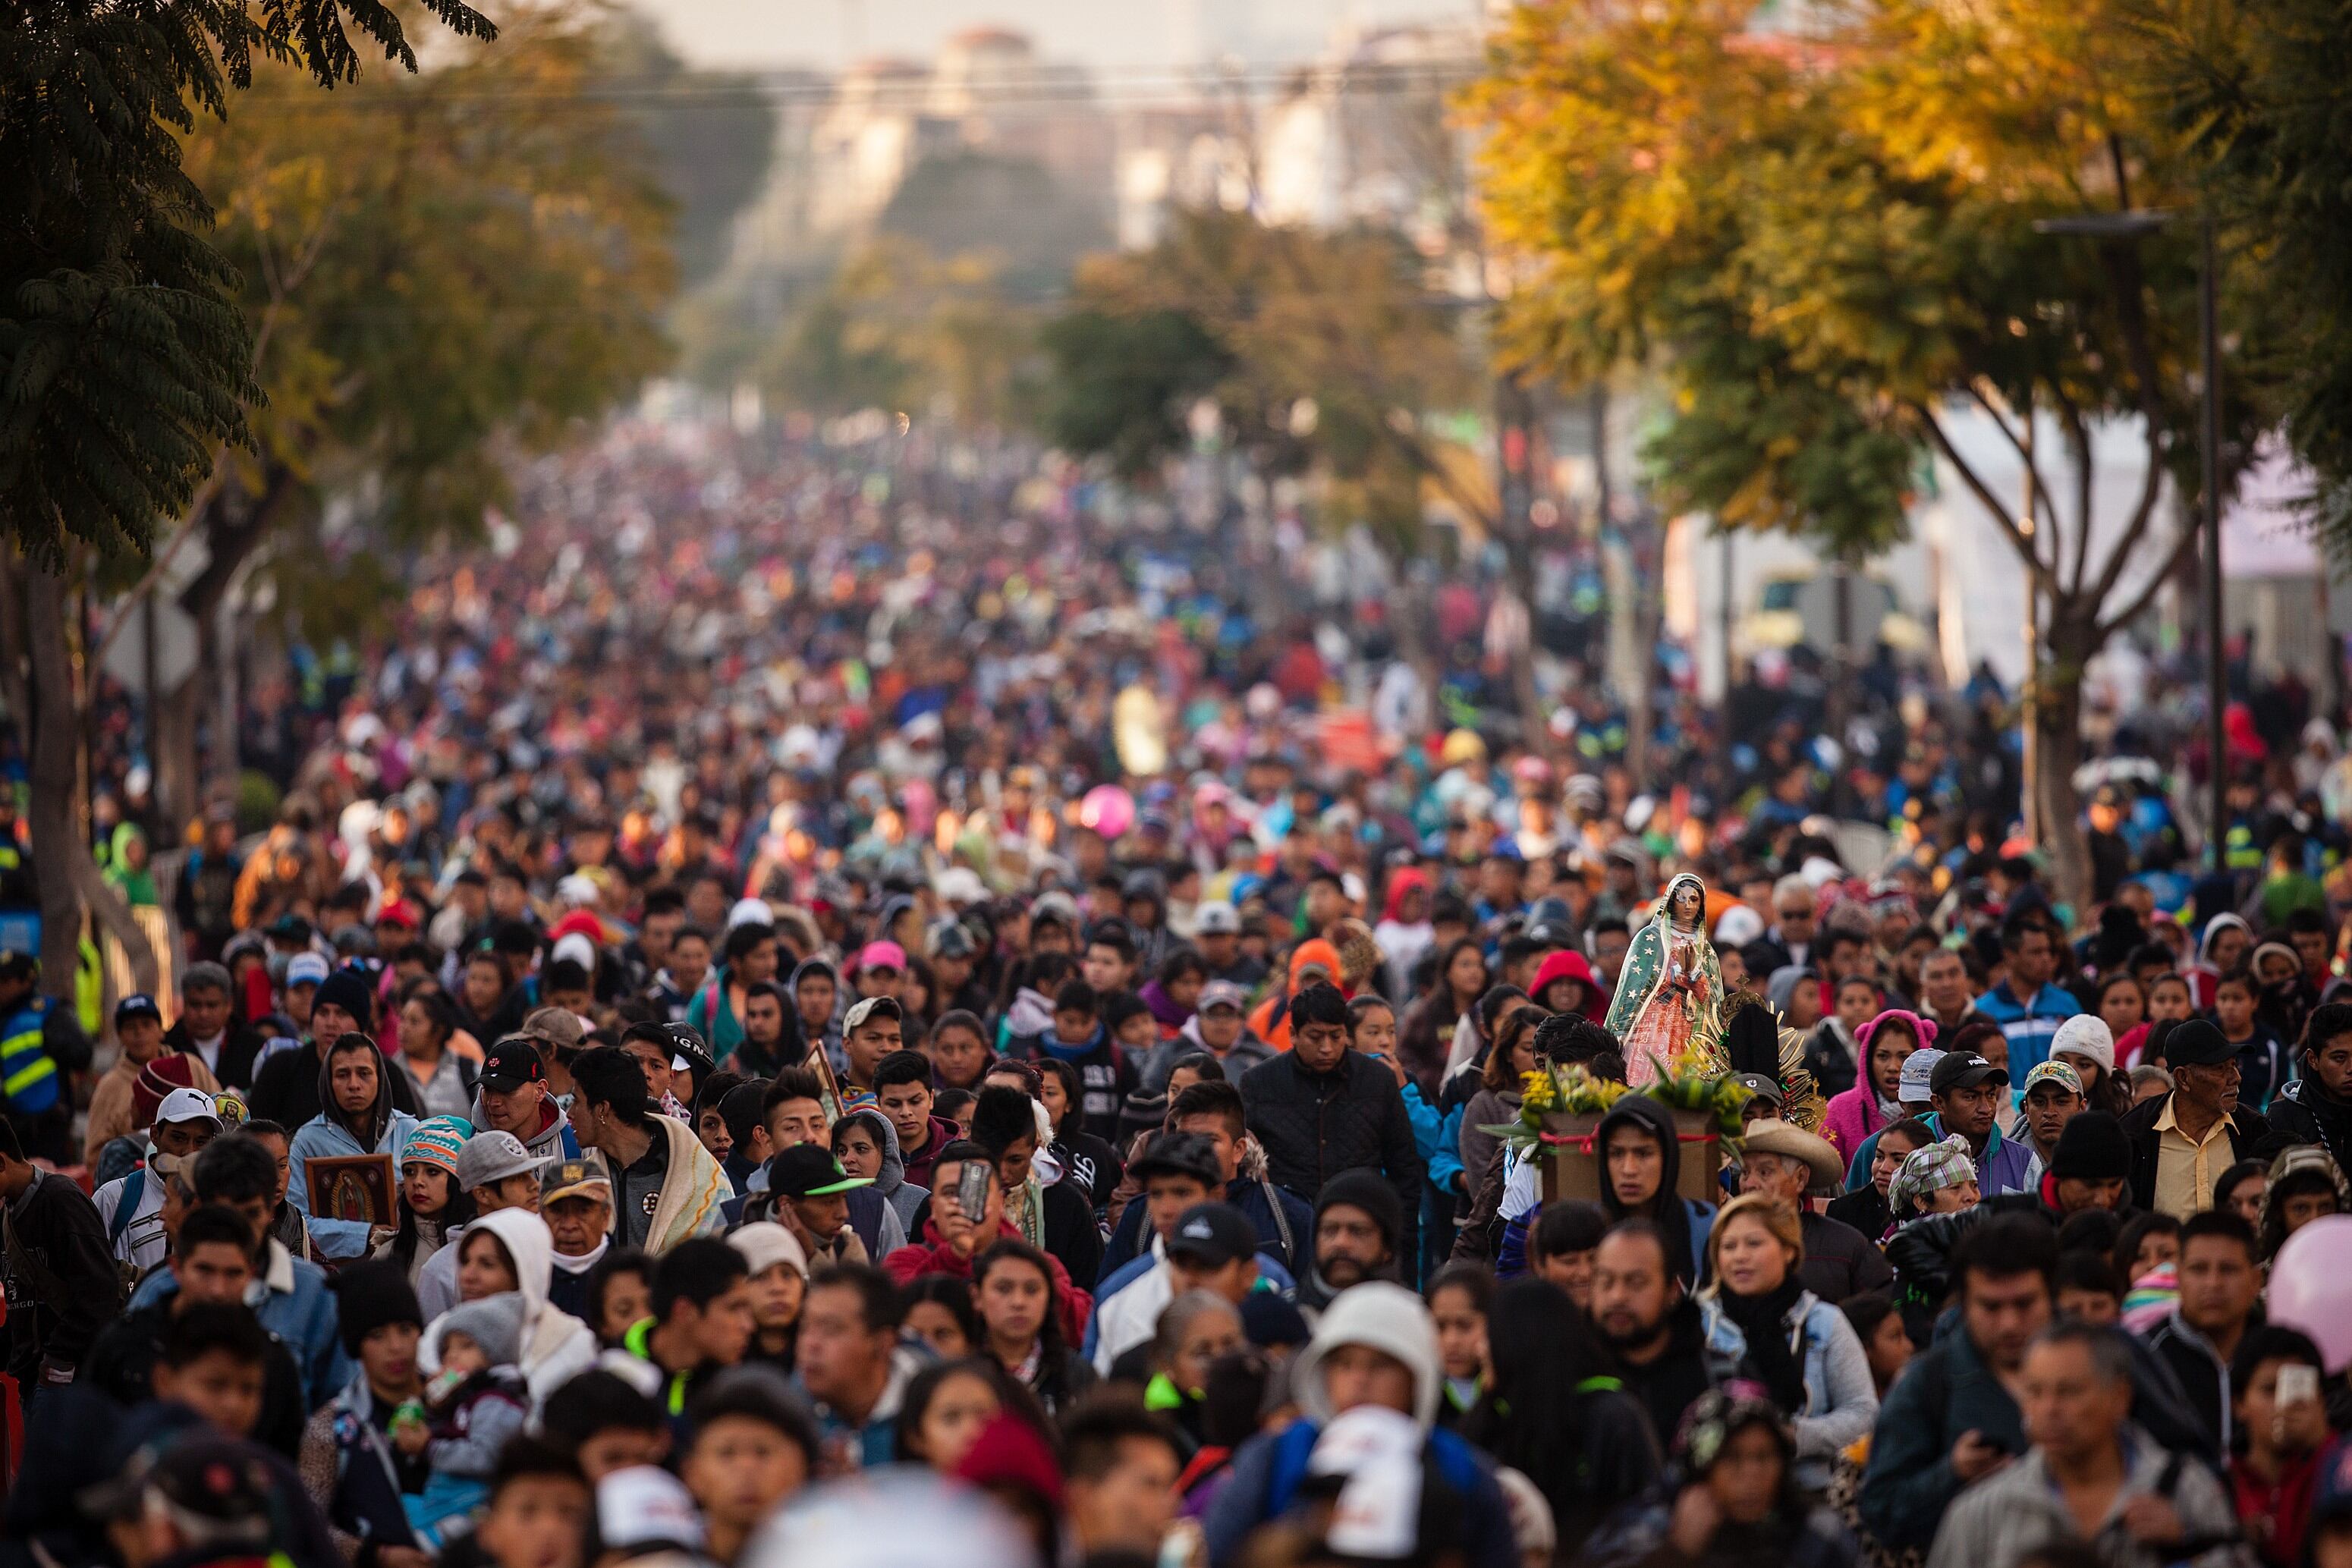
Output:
top-left (1464, 1275), bottom-right (1660, 1557)
top-left (1401, 937), bottom-right (1489, 1098)
top-left (1034, 1055), bottom-right (1124, 1215)
top-left (1459, 1004), bottom-right (1550, 1201)
top-left (376, 1114), bottom-right (476, 1282)
top-left (394, 988), bottom-right (476, 1120)
top-left (974, 1237), bottom-right (1096, 1416)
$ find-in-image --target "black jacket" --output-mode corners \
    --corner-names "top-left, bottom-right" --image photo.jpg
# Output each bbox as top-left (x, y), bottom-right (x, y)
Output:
top-left (1796, 1209), bottom-right (1891, 1305)
top-left (1823, 1183), bottom-right (1890, 1246)
top-left (1607, 1295), bottom-right (1731, 1455)
top-left (1240, 1051), bottom-right (1425, 1263)
top-left (2119, 1092), bottom-right (2273, 1211)
top-left (0, 1169), bottom-right (119, 1380)
top-left (81, 1297), bottom-right (310, 1458)
top-left (164, 1019), bottom-right (266, 1092)
top-left (2143, 1308), bottom-right (2255, 1453)
top-left (2269, 1076), bottom-right (2352, 1174)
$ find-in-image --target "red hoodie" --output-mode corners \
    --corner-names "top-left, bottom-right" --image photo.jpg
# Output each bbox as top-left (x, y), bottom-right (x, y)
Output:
top-left (883, 1218), bottom-right (1093, 1341)
top-left (1529, 949), bottom-right (1606, 1021)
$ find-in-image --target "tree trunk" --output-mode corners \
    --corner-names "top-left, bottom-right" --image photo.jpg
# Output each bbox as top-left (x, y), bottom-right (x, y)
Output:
top-left (2033, 612), bottom-right (2095, 916)
top-left (24, 560), bottom-right (159, 1001)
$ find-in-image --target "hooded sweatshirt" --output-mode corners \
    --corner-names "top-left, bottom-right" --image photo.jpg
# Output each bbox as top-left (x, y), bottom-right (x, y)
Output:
top-left (1251, 940), bottom-right (1344, 1051)
top-left (1592, 1095), bottom-right (1716, 1287)
top-left (288, 1046), bottom-right (420, 1260)
top-left (1527, 949), bottom-right (1606, 1022)
top-left (843, 1108), bottom-right (928, 1233)
top-left (464, 1086), bottom-right (579, 1163)
top-left (417, 1207), bottom-right (597, 1412)
top-left (1374, 868), bottom-right (1435, 997)
top-left (2187, 913), bottom-right (2252, 1012)
top-left (1201, 1282), bottom-right (1517, 1568)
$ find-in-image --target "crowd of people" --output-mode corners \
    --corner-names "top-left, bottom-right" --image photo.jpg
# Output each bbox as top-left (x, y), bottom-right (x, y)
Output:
top-left (5, 424), bottom-right (2352, 1568)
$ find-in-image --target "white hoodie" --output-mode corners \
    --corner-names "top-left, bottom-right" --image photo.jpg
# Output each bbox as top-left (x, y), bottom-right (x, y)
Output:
top-left (418, 1206), bottom-right (598, 1412)
top-left (1290, 1280), bottom-right (1443, 1431)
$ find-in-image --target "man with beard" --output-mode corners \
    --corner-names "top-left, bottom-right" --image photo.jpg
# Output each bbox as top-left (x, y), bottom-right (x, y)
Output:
top-left (1298, 1170), bottom-right (1401, 1312)
top-left (1588, 1219), bottom-right (1741, 1449)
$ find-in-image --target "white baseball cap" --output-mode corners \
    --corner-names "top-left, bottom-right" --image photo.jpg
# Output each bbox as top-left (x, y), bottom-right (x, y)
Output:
top-left (155, 1087), bottom-right (223, 1129)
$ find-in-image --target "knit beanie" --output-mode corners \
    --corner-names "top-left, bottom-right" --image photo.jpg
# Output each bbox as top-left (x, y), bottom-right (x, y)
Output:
top-left (2049, 1015), bottom-right (2117, 1077)
top-left (1315, 1168), bottom-right (1405, 1255)
top-left (315, 969), bottom-right (376, 1034)
top-left (404, 1115), bottom-right (473, 1177)
top-left (331, 1258), bottom-right (423, 1358)
top-left (2049, 1111), bottom-right (2131, 1182)
top-left (132, 1055), bottom-right (205, 1127)
top-left (441, 1291), bottom-right (527, 1369)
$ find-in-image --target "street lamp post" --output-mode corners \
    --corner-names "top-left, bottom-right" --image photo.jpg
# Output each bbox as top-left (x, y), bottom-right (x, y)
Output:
top-left (2032, 208), bottom-right (2226, 867)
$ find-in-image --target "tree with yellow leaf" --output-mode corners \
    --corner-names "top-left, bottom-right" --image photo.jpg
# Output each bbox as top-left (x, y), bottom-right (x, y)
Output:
top-left (1470, 0), bottom-right (2287, 904)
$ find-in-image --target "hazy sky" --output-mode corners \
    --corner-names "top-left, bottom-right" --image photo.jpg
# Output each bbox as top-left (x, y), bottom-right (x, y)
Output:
top-left (634, 0), bottom-right (1479, 71)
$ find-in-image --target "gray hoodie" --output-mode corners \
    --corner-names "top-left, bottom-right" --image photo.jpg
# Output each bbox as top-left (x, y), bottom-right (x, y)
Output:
top-left (843, 1107), bottom-right (928, 1232)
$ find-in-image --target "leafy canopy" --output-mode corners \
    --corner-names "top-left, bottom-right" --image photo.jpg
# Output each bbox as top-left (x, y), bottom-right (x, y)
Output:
top-left (1470, 0), bottom-right (2276, 619)
top-left (0, 0), bottom-right (493, 565)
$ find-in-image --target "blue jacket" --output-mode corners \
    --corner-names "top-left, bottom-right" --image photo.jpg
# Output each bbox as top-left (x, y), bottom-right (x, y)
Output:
top-left (1402, 1083), bottom-right (1464, 1194)
top-left (289, 1107), bottom-right (419, 1260)
top-left (1973, 982), bottom-right (2081, 1074)
top-left (130, 1238), bottom-right (351, 1409)
top-left (1099, 1174), bottom-right (1313, 1281)
top-left (1202, 1416), bottom-right (1515, 1568)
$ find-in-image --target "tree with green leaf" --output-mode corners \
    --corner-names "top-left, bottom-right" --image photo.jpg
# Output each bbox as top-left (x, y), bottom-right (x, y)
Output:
top-left (2, 0), bottom-right (492, 993)
top-left (1470, 0), bottom-right (2285, 906)
top-left (137, 8), bottom-right (674, 821)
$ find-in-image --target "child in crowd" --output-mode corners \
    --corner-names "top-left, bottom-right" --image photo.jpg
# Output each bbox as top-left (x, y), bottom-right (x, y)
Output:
top-left (398, 1295), bottom-right (532, 1548)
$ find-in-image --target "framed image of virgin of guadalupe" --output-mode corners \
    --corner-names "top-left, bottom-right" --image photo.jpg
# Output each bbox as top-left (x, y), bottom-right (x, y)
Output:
top-left (304, 1154), bottom-right (395, 1228)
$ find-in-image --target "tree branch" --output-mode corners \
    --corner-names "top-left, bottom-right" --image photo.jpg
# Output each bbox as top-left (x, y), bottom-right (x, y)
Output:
top-left (1913, 401), bottom-right (2052, 590)
top-left (2083, 420), bottom-right (2172, 615)
top-left (1964, 380), bottom-right (2058, 572)
top-left (2096, 513), bottom-right (2202, 640)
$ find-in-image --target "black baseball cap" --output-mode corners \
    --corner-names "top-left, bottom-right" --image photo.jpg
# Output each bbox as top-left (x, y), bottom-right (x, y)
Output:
top-left (1165, 1202), bottom-right (1256, 1267)
top-left (115, 993), bottom-right (163, 1026)
top-left (767, 1144), bottom-right (872, 1199)
top-left (2161, 1018), bottom-right (2234, 1068)
top-left (1128, 1131), bottom-right (1223, 1189)
top-left (1929, 1051), bottom-right (2009, 1095)
top-left (480, 1039), bottom-right (548, 1093)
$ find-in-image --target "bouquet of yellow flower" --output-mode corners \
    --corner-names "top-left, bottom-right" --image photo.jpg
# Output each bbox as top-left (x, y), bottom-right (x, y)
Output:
top-left (1486, 1064), bottom-right (1630, 1155)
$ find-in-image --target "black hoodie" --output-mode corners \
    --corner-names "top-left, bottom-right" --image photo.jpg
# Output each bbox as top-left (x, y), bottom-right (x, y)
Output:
top-left (1592, 1095), bottom-right (1715, 1288)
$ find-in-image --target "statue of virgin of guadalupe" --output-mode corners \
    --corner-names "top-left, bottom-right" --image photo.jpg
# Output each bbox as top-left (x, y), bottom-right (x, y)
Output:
top-left (1605, 872), bottom-right (1724, 1086)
